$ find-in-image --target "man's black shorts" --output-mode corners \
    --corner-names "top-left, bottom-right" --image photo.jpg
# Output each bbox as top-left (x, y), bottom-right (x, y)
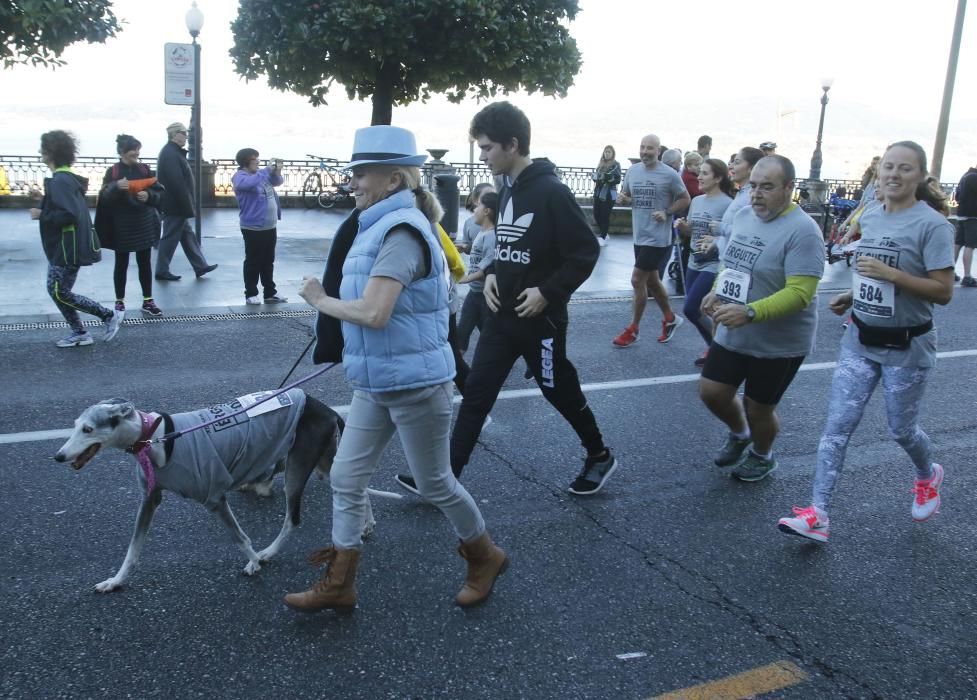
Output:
top-left (701, 342), bottom-right (805, 405)
top-left (955, 219), bottom-right (977, 248)
top-left (633, 245), bottom-right (671, 273)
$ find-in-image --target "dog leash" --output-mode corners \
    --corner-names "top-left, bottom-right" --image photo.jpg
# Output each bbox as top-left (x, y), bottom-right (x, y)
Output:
top-left (153, 361), bottom-right (339, 445)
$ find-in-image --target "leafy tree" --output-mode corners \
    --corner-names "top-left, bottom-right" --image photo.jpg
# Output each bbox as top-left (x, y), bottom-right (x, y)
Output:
top-left (230, 0), bottom-right (582, 125)
top-left (1, 0), bottom-right (121, 68)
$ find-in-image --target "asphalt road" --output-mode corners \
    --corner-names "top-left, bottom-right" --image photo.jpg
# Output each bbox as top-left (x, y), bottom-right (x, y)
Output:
top-left (2, 294), bottom-right (976, 699)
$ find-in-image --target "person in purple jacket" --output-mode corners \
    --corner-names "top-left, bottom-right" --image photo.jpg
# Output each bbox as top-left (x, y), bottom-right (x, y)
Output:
top-left (231, 148), bottom-right (287, 305)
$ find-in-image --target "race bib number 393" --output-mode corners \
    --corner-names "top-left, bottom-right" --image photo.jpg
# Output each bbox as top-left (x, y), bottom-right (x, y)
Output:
top-left (715, 268), bottom-right (751, 305)
top-left (851, 272), bottom-right (895, 318)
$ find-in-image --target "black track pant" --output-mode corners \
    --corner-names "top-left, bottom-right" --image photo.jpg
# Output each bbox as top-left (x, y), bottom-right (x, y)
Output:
top-left (450, 310), bottom-right (606, 477)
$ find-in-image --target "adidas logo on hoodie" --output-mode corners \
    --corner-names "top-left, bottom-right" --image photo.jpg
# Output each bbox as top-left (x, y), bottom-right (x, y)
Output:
top-left (496, 197), bottom-right (534, 264)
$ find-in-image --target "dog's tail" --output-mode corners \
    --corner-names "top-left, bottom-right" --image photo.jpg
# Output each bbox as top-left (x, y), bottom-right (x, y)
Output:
top-left (366, 488), bottom-right (403, 500)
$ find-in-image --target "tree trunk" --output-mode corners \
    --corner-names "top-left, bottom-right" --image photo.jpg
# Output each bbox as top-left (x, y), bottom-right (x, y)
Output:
top-left (371, 61), bottom-right (396, 125)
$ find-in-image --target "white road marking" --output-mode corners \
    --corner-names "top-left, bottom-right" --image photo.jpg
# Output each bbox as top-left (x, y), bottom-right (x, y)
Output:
top-left (4, 349), bottom-right (977, 446)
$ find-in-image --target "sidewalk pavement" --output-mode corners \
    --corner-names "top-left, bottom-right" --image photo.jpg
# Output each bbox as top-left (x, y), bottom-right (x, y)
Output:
top-left (0, 208), bottom-right (854, 324)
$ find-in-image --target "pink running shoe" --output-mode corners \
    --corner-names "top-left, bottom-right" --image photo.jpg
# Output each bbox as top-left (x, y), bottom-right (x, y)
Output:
top-left (911, 463), bottom-right (943, 522)
top-left (778, 505), bottom-right (829, 543)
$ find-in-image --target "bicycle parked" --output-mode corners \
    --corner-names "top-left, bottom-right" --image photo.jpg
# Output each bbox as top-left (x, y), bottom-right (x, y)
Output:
top-left (302, 155), bottom-right (354, 209)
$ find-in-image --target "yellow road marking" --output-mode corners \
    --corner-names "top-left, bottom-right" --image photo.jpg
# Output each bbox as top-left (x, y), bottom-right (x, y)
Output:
top-left (652, 660), bottom-right (807, 700)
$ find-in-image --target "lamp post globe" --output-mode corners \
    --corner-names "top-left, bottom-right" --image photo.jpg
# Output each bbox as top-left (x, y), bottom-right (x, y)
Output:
top-left (186, 1), bottom-right (204, 244)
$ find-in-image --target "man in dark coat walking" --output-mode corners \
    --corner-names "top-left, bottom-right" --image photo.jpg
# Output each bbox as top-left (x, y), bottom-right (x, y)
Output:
top-left (154, 121), bottom-right (217, 281)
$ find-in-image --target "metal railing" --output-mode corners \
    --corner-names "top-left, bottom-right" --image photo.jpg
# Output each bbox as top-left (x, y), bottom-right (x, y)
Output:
top-left (0, 154), bottom-right (958, 206)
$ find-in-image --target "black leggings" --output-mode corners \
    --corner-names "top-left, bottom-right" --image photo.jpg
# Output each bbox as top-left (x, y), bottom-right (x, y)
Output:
top-left (114, 248), bottom-right (153, 300)
top-left (448, 312), bottom-right (470, 395)
top-left (450, 311), bottom-right (606, 476)
top-left (593, 196), bottom-right (614, 237)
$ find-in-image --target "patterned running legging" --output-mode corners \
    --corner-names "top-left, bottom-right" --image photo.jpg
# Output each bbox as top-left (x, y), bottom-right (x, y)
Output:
top-left (47, 264), bottom-right (112, 333)
top-left (812, 345), bottom-right (934, 510)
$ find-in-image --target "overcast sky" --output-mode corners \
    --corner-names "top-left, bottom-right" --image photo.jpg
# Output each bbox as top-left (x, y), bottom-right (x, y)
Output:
top-left (2, 0), bottom-right (974, 180)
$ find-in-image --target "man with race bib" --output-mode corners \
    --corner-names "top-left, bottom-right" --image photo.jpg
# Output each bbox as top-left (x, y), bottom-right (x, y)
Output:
top-left (699, 155), bottom-right (824, 482)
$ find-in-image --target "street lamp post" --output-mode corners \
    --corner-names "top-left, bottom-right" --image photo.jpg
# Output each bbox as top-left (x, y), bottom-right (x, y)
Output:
top-left (808, 77), bottom-right (834, 182)
top-left (185, 2), bottom-right (204, 245)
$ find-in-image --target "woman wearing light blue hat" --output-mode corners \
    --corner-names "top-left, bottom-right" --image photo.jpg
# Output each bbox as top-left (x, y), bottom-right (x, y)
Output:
top-left (286, 125), bottom-right (508, 612)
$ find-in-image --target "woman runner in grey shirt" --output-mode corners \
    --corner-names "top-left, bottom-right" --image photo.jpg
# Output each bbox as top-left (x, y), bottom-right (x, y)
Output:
top-left (778, 141), bottom-right (955, 544)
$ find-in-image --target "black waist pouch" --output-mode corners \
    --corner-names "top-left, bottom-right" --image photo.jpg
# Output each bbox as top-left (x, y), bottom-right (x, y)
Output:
top-left (852, 314), bottom-right (932, 350)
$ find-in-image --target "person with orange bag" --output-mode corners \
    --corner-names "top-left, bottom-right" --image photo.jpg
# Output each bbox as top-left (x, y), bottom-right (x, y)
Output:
top-left (98, 134), bottom-right (164, 316)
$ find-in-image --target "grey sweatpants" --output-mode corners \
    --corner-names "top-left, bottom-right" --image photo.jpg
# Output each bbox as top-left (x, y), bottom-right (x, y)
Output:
top-left (331, 381), bottom-right (485, 549)
top-left (156, 216), bottom-right (209, 276)
top-left (812, 346), bottom-right (934, 510)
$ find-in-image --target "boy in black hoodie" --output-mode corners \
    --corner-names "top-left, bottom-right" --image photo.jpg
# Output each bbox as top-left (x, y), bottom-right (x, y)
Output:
top-left (397, 102), bottom-right (617, 496)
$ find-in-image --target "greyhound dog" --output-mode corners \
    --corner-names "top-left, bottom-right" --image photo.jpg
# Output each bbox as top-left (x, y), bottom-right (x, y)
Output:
top-left (55, 389), bottom-right (391, 592)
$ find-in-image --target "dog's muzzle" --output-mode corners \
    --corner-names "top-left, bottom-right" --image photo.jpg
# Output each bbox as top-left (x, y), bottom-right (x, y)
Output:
top-left (55, 443), bottom-right (101, 470)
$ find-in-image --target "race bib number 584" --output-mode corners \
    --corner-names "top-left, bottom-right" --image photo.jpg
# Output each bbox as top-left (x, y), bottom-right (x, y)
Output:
top-left (852, 272), bottom-right (895, 318)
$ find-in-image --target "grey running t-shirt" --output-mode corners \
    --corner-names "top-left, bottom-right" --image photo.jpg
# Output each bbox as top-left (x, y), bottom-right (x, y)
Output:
top-left (714, 204), bottom-right (825, 357)
top-left (717, 185), bottom-right (752, 255)
top-left (152, 389), bottom-right (307, 510)
top-left (621, 163), bottom-right (688, 246)
top-left (687, 193), bottom-right (732, 273)
top-left (372, 226), bottom-right (429, 285)
top-left (842, 200), bottom-right (954, 367)
top-left (467, 227), bottom-right (496, 292)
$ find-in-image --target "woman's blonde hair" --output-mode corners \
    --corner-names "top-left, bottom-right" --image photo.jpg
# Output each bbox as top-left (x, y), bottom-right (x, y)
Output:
top-left (390, 165), bottom-right (443, 224)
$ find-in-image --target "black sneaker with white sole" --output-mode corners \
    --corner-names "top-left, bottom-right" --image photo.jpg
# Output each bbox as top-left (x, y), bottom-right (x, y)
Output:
top-left (568, 449), bottom-right (618, 495)
top-left (394, 473), bottom-right (422, 496)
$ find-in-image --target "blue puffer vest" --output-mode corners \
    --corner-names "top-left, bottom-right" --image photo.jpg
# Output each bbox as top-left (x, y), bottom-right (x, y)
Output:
top-left (340, 189), bottom-right (455, 392)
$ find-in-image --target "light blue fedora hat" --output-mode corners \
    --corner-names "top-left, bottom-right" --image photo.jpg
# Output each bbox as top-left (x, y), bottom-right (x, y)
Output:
top-left (346, 125), bottom-right (428, 168)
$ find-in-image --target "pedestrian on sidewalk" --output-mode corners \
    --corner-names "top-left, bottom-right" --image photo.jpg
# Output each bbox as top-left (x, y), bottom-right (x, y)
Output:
top-left (231, 148), bottom-right (287, 305)
top-left (591, 145), bottom-right (621, 246)
top-left (97, 133), bottom-right (164, 317)
top-left (778, 142), bottom-right (954, 543)
top-left (154, 122), bottom-right (217, 282)
top-left (31, 130), bottom-right (123, 347)
top-left (438, 101), bottom-right (618, 496)
top-left (288, 125), bottom-right (506, 612)
top-left (952, 162), bottom-right (977, 287)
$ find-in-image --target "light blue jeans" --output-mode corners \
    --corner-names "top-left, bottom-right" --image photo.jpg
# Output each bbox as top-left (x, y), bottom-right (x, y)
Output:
top-left (812, 346), bottom-right (934, 510)
top-left (331, 381), bottom-right (485, 549)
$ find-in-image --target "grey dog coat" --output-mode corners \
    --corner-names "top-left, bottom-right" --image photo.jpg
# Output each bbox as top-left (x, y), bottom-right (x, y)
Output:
top-left (140, 389), bottom-right (307, 510)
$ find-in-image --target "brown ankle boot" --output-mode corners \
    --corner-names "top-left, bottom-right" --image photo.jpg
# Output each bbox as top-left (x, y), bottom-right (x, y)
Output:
top-left (284, 546), bottom-right (360, 612)
top-left (455, 532), bottom-right (508, 607)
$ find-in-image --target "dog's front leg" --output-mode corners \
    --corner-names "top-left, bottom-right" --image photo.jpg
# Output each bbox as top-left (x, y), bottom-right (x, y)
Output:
top-left (213, 497), bottom-right (263, 576)
top-left (95, 489), bottom-right (162, 593)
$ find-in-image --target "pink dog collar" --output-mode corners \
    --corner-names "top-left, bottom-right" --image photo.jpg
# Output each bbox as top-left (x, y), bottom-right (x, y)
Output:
top-left (127, 411), bottom-right (163, 495)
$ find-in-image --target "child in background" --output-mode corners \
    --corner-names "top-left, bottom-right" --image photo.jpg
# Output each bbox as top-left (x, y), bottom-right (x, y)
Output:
top-left (457, 190), bottom-right (498, 353)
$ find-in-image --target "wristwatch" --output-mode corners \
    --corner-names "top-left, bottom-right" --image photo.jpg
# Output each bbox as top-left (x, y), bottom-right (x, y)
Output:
top-left (745, 305), bottom-right (756, 322)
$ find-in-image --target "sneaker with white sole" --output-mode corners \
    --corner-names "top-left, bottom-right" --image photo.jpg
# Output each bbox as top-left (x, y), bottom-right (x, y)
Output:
top-left (103, 309), bottom-right (124, 342)
top-left (141, 299), bottom-right (163, 316)
top-left (264, 295), bottom-right (288, 303)
top-left (778, 505), bottom-right (830, 543)
top-left (911, 463), bottom-right (943, 522)
top-left (394, 473), bottom-right (422, 496)
top-left (714, 434), bottom-right (752, 467)
top-left (658, 314), bottom-right (684, 343)
top-left (568, 449), bottom-right (618, 495)
top-left (612, 324), bottom-right (639, 348)
top-left (732, 452), bottom-right (778, 481)
top-left (245, 296), bottom-right (261, 305)
top-left (56, 331), bottom-right (94, 348)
